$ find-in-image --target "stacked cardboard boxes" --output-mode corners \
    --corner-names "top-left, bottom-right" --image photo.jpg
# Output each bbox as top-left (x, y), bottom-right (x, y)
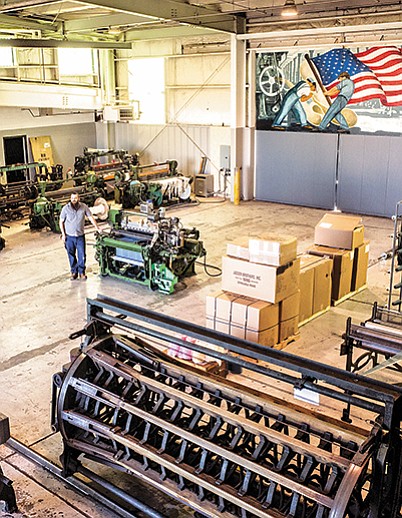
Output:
top-left (207, 233), bottom-right (300, 346)
top-left (206, 214), bottom-right (369, 344)
top-left (206, 292), bottom-right (280, 346)
top-left (307, 213), bottom-right (369, 304)
top-left (299, 254), bottom-right (332, 323)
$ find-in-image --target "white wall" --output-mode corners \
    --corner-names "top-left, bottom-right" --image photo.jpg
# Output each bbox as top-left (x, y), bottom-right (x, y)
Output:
top-left (0, 107), bottom-right (96, 169)
top-left (0, 107), bottom-right (94, 131)
top-left (112, 35), bottom-right (232, 193)
top-left (97, 121), bottom-right (230, 192)
top-left (166, 53), bottom-right (230, 125)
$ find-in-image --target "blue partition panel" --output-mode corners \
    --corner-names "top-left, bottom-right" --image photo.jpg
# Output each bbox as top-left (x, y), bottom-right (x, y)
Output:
top-left (338, 134), bottom-right (402, 217)
top-left (255, 131), bottom-right (337, 210)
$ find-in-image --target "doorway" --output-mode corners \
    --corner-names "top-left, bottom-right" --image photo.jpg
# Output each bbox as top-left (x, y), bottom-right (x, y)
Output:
top-left (3, 135), bottom-right (29, 183)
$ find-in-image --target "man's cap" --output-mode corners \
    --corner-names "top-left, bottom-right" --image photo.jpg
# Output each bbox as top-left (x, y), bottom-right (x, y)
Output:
top-left (306, 77), bottom-right (316, 87)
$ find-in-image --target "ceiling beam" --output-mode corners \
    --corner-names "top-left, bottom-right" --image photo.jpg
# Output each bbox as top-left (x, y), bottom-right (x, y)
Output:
top-left (124, 25), bottom-right (219, 41)
top-left (0, 0), bottom-right (61, 12)
top-left (239, 21), bottom-right (402, 40)
top-left (0, 38), bottom-right (131, 48)
top-left (64, 13), bottom-right (156, 32)
top-left (0, 13), bottom-right (59, 32)
top-left (76, 0), bottom-right (244, 34)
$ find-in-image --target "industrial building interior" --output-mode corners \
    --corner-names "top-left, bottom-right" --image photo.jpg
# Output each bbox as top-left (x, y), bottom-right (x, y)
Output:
top-left (1, 1), bottom-right (402, 517)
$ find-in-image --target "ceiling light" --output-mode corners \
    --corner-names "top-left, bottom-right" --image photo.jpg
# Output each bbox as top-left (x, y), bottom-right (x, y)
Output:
top-left (281, 0), bottom-right (298, 17)
top-left (108, 26), bottom-right (121, 35)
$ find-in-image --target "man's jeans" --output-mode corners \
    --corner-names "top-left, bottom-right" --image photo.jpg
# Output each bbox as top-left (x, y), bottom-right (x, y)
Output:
top-left (65, 235), bottom-right (86, 275)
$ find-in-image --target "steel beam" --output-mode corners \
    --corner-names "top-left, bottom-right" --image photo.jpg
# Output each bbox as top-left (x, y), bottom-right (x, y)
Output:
top-left (64, 13), bottom-right (157, 32)
top-left (75, 0), bottom-right (244, 34)
top-left (0, 38), bottom-right (131, 48)
top-left (0, 13), bottom-right (59, 32)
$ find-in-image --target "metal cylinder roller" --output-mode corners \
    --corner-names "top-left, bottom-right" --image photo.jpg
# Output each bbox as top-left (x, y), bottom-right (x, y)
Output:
top-left (53, 331), bottom-right (391, 517)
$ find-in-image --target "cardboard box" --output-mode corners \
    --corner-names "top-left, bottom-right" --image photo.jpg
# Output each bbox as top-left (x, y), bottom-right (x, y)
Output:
top-left (248, 234), bottom-right (297, 267)
top-left (206, 290), bottom-right (224, 318)
top-left (222, 256), bottom-right (300, 303)
top-left (280, 290), bottom-right (300, 322)
top-left (299, 255), bottom-right (315, 321)
top-left (351, 240), bottom-right (370, 291)
top-left (216, 292), bottom-right (238, 322)
top-left (247, 300), bottom-right (279, 331)
top-left (313, 257), bottom-right (332, 313)
top-left (246, 325), bottom-right (279, 347)
top-left (215, 319), bottom-right (230, 334)
top-left (314, 213), bottom-right (364, 250)
top-left (206, 317), bottom-right (215, 330)
top-left (227, 238), bottom-right (250, 261)
top-left (231, 296), bottom-right (256, 326)
top-left (279, 317), bottom-right (299, 342)
top-left (308, 245), bottom-right (354, 302)
top-left (300, 254), bottom-right (332, 317)
top-left (230, 323), bottom-right (246, 340)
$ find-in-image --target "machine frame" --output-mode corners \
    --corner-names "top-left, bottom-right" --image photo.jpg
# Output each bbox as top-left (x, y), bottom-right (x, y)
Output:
top-left (51, 295), bottom-right (402, 518)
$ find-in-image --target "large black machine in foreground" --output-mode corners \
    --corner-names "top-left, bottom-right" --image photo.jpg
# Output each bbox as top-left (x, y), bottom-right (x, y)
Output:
top-left (52, 296), bottom-right (402, 518)
top-left (95, 208), bottom-right (205, 294)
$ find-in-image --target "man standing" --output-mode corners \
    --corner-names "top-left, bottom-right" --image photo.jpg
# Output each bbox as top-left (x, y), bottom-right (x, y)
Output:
top-left (271, 77), bottom-right (316, 130)
top-left (318, 71), bottom-right (355, 133)
top-left (60, 192), bottom-right (100, 280)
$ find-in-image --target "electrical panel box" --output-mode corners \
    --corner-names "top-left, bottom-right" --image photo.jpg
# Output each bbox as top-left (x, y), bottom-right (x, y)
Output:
top-left (194, 174), bottom-right (214, 197)
top-left (220, 145), bottom-right (231, 170)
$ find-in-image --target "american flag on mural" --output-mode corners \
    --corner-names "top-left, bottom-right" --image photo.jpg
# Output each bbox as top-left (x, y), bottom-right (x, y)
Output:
top-left (310, 47), bottom-right (402, 106)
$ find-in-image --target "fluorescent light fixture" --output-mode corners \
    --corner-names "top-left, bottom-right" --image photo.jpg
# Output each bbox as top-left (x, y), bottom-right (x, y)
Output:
top-left (281, 0), bottom-right (298, 17)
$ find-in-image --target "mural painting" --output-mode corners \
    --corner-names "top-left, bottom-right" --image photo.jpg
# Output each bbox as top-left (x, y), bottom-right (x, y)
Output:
top-left (256, 46), bottom-right (402, 134)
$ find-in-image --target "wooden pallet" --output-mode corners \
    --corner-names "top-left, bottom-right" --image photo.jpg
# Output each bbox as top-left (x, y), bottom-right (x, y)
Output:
top-left (274, 332), bottom-right (300, 350)
top-left (299, 307), bottom-right (330, 327)
top-left (332, 284), bottom-right (368, 306)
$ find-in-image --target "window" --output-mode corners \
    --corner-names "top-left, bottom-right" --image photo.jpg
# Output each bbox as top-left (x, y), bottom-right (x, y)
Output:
top-left (0, 47), bottom-right (13, 66)
top-left (128, 58), bottom-right (165, 124)
top-left (58, 48), bottom-right (94, 76)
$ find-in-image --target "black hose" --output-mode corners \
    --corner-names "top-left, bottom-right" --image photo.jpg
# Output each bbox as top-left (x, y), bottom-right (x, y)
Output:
top-left (196, 253), bottom-right (222, 277)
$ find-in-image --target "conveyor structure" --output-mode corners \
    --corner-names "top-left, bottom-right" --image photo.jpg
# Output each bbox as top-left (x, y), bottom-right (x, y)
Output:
top-left (51, 296), bottom-right (402, 518)
top-left (95, 208), bottom-right (205, 294)
top-left (342, 302), bottom-right (402, 376)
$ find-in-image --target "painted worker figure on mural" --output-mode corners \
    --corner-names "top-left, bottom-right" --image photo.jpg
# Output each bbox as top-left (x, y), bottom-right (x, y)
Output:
top-left (59, 192), bottom-right (100, 280)
top-left (271, 77), bottom-right (317, 130)
top-left (318, 71), bottom-right (355, 133)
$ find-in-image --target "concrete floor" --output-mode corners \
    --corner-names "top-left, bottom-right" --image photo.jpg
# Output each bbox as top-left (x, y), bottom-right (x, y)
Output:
top-left (0, 199), bottom-right (396, 517)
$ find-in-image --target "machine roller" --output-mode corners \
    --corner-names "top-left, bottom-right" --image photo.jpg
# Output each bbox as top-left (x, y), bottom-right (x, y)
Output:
top-left (51, 296), bottom-right (402, 518)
